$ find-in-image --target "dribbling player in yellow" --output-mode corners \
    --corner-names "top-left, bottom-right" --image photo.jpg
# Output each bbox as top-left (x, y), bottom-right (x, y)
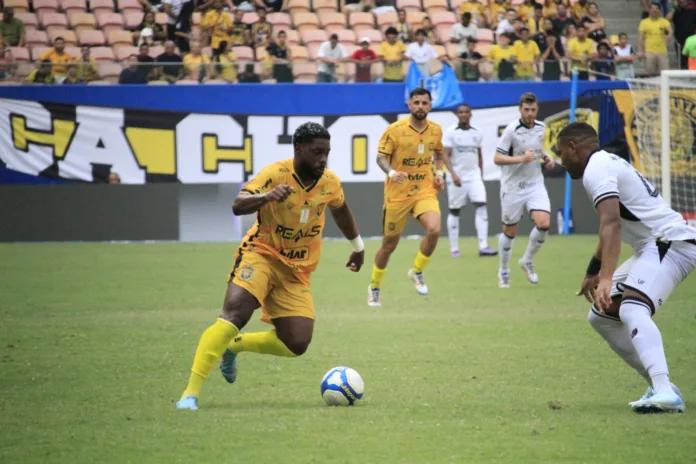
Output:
top-left (367, 87), bottom-right (449, 307)
top-left (177, 123), bottom-right (365, 410)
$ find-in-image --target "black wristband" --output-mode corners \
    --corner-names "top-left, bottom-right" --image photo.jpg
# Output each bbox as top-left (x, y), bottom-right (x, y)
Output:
top-left (586, 256), bottom-right (602, 276)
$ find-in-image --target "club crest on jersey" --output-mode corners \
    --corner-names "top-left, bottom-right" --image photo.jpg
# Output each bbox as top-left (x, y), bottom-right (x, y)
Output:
top-left (387, 222), bottom-right (396, 231)
top-left (238, 265), bottom-right (254, 281)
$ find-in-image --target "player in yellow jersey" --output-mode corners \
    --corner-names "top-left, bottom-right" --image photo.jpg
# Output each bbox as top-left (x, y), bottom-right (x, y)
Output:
top-left (368, 87), bottom-right (454, 307)
top-left (177, 123), bottom-right (365, 410)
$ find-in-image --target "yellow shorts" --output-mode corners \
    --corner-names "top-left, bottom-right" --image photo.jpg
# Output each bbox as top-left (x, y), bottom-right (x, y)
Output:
top-left (383, 195), bottom-right (440, 236)
top-left (228, 249), bottom-right (314, 324)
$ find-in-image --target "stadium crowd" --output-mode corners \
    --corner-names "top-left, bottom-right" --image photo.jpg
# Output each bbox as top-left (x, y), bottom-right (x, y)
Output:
top-left (0, 0), bottom-right (694, 83)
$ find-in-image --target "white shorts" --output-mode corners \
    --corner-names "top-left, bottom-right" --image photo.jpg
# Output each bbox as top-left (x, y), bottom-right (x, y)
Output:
top-left (447, 176), bottom-right (487, 209)
top-left (500, 184), bottom-right (550, 225)
top-left (611, 240), bottom-right (696, 314)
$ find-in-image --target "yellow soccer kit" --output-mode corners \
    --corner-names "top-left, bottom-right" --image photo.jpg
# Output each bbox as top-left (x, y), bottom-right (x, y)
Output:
top-left (229, 158), bottom-right (345, 323)
top-left (378, 117), bottom-right (444, 236)
top-left (202, 9), bottom-right (233, 49)
top-left (40, 49), bottom-right (73, 77)
top-left (567, 37), bottom-right (595, 70)
top-left (513, 39), bottom-right (540, 77)
top-left (639, 17), bottom-right (671, 54)
top-left (379, 40), bottom-right (406, 81)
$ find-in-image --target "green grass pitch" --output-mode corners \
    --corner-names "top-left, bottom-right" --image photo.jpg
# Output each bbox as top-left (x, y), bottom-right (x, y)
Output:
top-left (1, 236), bottom-right (695, 464)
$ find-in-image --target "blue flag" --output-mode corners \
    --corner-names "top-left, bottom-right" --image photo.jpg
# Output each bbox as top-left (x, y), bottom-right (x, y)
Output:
top-left (405, 62), bottom-right (463, 109)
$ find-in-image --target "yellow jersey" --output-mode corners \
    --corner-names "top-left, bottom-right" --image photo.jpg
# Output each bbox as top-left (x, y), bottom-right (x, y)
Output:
top-left (639, 17), bottom-right (671, 54)
top-left (76, 57), bottom-right (97, 81)
top-left (517, 3), bottom-right (535, 21)
top-left (40, 49), bottom-right (73, 76)
top-left (379, 40), bottom-right (406, 80)
top-left (485, 2), bottom-right (508, 25)
top-left (572, 2), bottom-right (588, 19)
top-left (459, 1), bottom-right (484, 23)
top-left (488, 44), bottom-right (516, 72)
top-left (378, 117), bottom-right (444, 204)
top-left (183, 53), bottom-right (210, 73)
top-left (238, 158), bottom-right (345, 273)
top-left (513, 39), bottom-right (540, 76)
top-left (567, 37), bottom-right (595, 70)
top-left (202, 10), bottom-right (233, 48)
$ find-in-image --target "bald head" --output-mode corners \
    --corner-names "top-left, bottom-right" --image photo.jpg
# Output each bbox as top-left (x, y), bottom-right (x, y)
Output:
top-left (557, 122), bottom-right (600, 179)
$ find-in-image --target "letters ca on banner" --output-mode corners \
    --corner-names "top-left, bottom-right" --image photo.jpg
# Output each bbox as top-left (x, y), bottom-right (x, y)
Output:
top-left (0, 97), bottom-right (591, 184)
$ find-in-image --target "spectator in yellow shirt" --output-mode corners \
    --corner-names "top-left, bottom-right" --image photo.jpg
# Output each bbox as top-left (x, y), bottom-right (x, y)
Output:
top-left (459, 0), bottom-right (486, 26)
top-left (571, 0), bottom-right (588, 21)
top-left (526, 4), bottom-right (545, 34)
top-left (485, 0), bottom-right (509, 28)
top-left (202, 0), bottom-right (233, 48)
top-left (26, 60), bottom-right (55, 84)
top-left (379, 27), bottom-right (406, 82)
top-left (394, 9), bottom-right (413, 43)
top-left (514, 27), bottom-right (540, 80)
top-left (250, 6), bottom-right (273, 47)
top-left (184, 41), bottom-right (211, 81)
top-left (76, 45), bottom-right (98, 82)
top-left (40, 37), bottom-right (73, 83)
top-left (212, 40), bottom-right (238, 83)
top-left (567, 24), bottom-right (595, 79)
top-left (489, 33), bottom-right (516, 80)
top-left (638, 2), bottom-right (672, 76)
top-left (517, 0), bottom-right (536, 22)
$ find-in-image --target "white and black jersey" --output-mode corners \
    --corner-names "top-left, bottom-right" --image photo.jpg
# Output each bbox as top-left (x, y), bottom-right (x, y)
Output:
top-left (443, 124), bottom-right (483, 181)
top-left (496, 119), bottom-right (546, 193)
top-left (583, 150), bottom-right (696, 251)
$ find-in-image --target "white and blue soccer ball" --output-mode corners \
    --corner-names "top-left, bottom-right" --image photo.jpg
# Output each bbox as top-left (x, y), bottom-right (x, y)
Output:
top-left (320, 366), bottom-right (364, 406)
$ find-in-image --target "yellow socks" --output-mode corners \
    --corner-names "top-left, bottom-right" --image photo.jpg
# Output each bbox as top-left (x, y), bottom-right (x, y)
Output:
top-left (370, 264), bottom-right (387, 289)
top-left (228, 329), bottom-right (297, 357)
top-left (182, 318), bottom-right (239, 399)
top-left (413, 250), bottom-right (431, 273)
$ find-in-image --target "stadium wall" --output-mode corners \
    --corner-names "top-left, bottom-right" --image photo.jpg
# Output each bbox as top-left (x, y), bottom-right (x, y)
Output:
top-left (0, 179), bottom-right (597, 242)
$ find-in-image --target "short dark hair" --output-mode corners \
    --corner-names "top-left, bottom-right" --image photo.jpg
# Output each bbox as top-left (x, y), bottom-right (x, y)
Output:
top-left (534, 3), bottom-right (543, 9)
top-left (506, 8), bottom-right (516, 13)
top-left (278, 30), bottom-right (287, 36)
top-left (385, 26), bottom-right (398, 36)
top-left (409, 87), bottom-right (432, 100)
top-left (462, 12), bottom-right (472, 20)
top-left (256, 5), bottom-right (266, 11)
top-left (423, 15), bottom-right (431, 21)
top-left (128, 54), bottom-right (138, 59)
top-left (54, 36), bottom-right (64, 42)
top-left (597, 42), bottom-right (610, 50)
top-left (577, 23), bottom-right (586, 30)
top-left (557, 122), bottom-right (598, 144)
top-left (329, 33), bottom-right (338, 40)
top-left (293, 122), bottom-right (330, 146)
top-left (618, 32), bottom-right (628, 38)
top-left (397, 8), bottom-right (405, 14)
top-left (519, 92), bottom-right (537, 106)
top-left (415, 28), bottom-right (426, 36)
top-left (81, 44), bottom-right (90, 49)
top-left (457, 103), bottom-right (471, 110)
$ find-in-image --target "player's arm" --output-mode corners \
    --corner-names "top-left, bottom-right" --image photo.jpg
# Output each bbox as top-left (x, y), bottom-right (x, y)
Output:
top-left (493, 149), bottom-right (536, 165)
top-left (330, 201), bottom-right (365, 272)
top-left (443, 147), bottom-right (461, 186)
top-left (593, 197), bottom-right (622, 310)
top-left (433, 149), bottom-right (446, 190)
top-left (377, 130), bottom-right (407, 183)
top-left (232, 185), bottom-right (295, 215)
top-left (478, 147), bottom-right (483, 173)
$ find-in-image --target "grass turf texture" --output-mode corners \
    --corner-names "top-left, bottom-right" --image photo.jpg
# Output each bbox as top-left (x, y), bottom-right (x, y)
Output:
top-left (1, 236), bottom-right (695, 464)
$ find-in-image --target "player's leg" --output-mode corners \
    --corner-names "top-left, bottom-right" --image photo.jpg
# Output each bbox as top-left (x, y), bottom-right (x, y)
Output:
top-left (518, 187), bottom-right (551, 284)
top-left (408, 198), bottom-right (441, 295)
top-left (369, 204), bottom-right (409, 306)
top-left (498, 192), bottom-right (524, 288)
top-left (446, 178), bottom-right (465, 257)
top-left (470, 177), bottom-right (496, 256)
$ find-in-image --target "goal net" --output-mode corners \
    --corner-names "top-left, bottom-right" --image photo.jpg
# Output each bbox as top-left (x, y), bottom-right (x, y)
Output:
top-left (624, 70), bottom-right (696, 225)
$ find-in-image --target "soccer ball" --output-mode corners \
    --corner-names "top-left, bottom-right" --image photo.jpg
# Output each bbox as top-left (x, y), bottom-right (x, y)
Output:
top-left (320, 366), bottom-right (364, 406)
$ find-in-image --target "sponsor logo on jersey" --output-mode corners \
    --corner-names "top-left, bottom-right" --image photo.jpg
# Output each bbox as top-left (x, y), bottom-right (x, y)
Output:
top-left (238, 265), bottom-right (254, 281)
top-left (278, 246), bottom-right (310, 260)
top-left (275, 224), bottom-right (322, 242)
top-left (402, 158), bottom-right (432, 167)
top-left (407, 173), bottom-right (426, 181)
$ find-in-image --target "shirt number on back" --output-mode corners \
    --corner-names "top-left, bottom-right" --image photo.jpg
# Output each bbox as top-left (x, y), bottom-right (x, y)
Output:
top-left (635, 169), bottom-right (658, 197)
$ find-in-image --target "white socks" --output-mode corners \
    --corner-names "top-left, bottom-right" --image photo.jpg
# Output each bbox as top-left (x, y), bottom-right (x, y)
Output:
top-left (619, 299), bottom-right (672, 395)
top-left (447, 214), bottom-right (459, 252)
top-left (522, 227), bottom-right (548, 262)
top-left (588, 306), bottom-right (651, 384)
top-left (498, 233), bottom-right (514, 271)
top-left (474, 206), bottom-right (489, 250)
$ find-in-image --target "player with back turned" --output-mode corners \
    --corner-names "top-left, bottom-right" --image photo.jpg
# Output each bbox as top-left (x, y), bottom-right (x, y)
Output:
top-left (368, 87), bottom-right (451, 307)
top-left (176, 123), bottom-right (365, 410)
top-left (558, 122), bottom-right (696, 413)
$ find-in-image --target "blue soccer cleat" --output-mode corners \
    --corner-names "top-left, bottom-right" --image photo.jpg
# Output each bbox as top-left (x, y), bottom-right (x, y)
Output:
top-left (219, 349), bottom-right (238, 384)
top-left (498, 270), bottom-right (510, 288)
top-left (630, 391), bottom-right (685, 414)
top-left (639, 383), bottom-right (682, 401)
top-left (479, 247), bottom-right (498, 257)
top-left (176, 396), bottom-right (199, 410)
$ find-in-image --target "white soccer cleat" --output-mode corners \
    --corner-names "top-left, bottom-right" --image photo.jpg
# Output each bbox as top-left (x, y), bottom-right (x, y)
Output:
top-left (407, 269), bottom-right (428, 296)
top-left (367, 285), bottom-right (381, 307)
top-left (518, 258), bottom-right (539, 284)
top-left (629, 391), bottom-right (685, 414)
top-left (497, 270), bottom-right (510, 288)
top-left (639, 383), bottom-right (682, 401)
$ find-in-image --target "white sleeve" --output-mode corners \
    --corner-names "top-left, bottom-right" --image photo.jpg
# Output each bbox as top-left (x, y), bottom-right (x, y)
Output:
top-left (449, 24), bottom-right (460, 40)
top-left (583, 157), bottom-right (620, 208)
top-left (317, 42), bottom-right (328, 58)
top-left (338, 44), bottom-right (347, 58)
top-left (495, 22), bottom-right (506, 35)
top-left (443, 126), bottom-right (455, 148)
top-left (405, 43), bottom-right (414, 59)
top-left (496, 124), bottom-right (514, 155)
top-left (429, 44), bottom-right (438, 59)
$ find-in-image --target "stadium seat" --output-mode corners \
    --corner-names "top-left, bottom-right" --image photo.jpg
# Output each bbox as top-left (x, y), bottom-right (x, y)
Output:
top-left (342, 44), bottom-right (358, 56)
top-left (430, 11), bottom-right (456, 26)
top-left (433, 43), bottom-right (445, 56)
top-left (107, 30), bottom-right (133, 48)
top-left (70, 12), bottom-right (97, 34)
top-left (90, 46), bottom-right (115, 60)
top-left (268, 12), bottom-right (292, 30)
top-left (511, 0), bottom-right (524, 5)
top-left (175, 79), bottom-right (199, 84)
top-left (423, 0), bottom-right (448, 13)
top-left (349, 12), bottom-right (374, 31)
top-left (306, 42), bottom-right (320, 59)
top-left (148, 80), bottom-right (169, 85)
top-left (293, 12), bottom-right (319, 34)
top-left (287, 0), bottom-right (311, 14)
top-left (15, 63), bottom-right (34, 78)
top-left (204, 79), bottom-right (228, 84)
top-left (41, 12), bottom-right (69, 32)
top-left (337, 62), bottom-right (354, 81)
top-left (30, 46), bottom-right (50, 60)
top-left (232, 46), bottom-right (254, 61)
top-left (435, 24), bottom-right (451, 41)
top-left (115, 45), bottom-right (137, 60)
top-left (285, 29), bottom-right (300, 45)
top-left (301, 29), bottom-right (327, 46)
top-left (313, 0), bottom-right (337, 14)
top-left (9, 47), bottom-right (31, 61)
top-left (124, 11), bottom-right (144, 29)
top-left (4, 0), bottom-right (30, 14)
top-left (15, 13), bottom-right (39, 30)
top-left (445, 42), bottom-right (457, 58)
top-left (407, 11), bottom-right (426, 29)
top-left (242, 12), bottom-right (258, 24)
top-left (289, 45), bottom-right (309, 61)
top-left (450, 0), bottom-right (464, 10)
top-left (396, 0), bottom-right (421, 13)
top-left (255, 46), bottom-right (268, 60)
top-left (335, 29), bottom-right (356, 45)
top-left (34, 0), bottom-right (59, 17)
top-left (91, 0), bottom-right (116, 16)
top-left (98, 62), bottom-right (122, 78)
top-left (375, 11), bottom-right (397, 28)
top-left (65, 45), bottom-right (81, 56)
top-left (49, 29), bottom-right (78, 45)
top-left (25, 30), bottom-right (50, 47)
top-left (148, 45), bottom-right (164, 57)
top-left (477, 28), bottom-right (494, 43)
top-left (319, 12), bottom-right (346, 34)
top-left (357, 28), bottom-right (382, 43)
top-left (60, 0), bottom-right (87, 16)
top-left (292, 61), bottom-right (317, 81)
top-left (96, 12), bottom-right (125, 34)
top-left (88, 80), bottom-right (113, 84)
top-left (475, 41), bottom-right (491, 56)
top-left (116, 0), bottom-right (142, 15)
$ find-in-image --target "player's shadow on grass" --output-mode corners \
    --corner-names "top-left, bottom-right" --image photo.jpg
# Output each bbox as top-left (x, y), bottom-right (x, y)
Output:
top-left (205, 399), bottom-right (323, 410)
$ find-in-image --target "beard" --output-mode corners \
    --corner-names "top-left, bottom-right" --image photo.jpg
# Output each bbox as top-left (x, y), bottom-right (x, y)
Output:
top-left (299, 162), bottom-right (325, 180)
top-left (411, 110), bottom-right (427, 120)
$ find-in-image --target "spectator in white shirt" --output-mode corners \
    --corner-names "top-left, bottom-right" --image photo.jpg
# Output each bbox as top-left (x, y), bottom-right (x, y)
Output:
top-left (406, 28), bottom-right (442, 75)
top-left (495, 8), bottom-right (517, 38)
top-left (450, 12), bottom-right (478, 57)
top-left (317, 33), bottom-right (347, 82)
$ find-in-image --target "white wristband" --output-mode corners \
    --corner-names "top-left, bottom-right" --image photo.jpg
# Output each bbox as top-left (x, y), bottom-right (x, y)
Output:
top-left (387, 169), bottom-right (396, 179)
top-left (435, 170), bottom-right (444, 177)
top-left (349, 235), bottom-right (365, 253)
